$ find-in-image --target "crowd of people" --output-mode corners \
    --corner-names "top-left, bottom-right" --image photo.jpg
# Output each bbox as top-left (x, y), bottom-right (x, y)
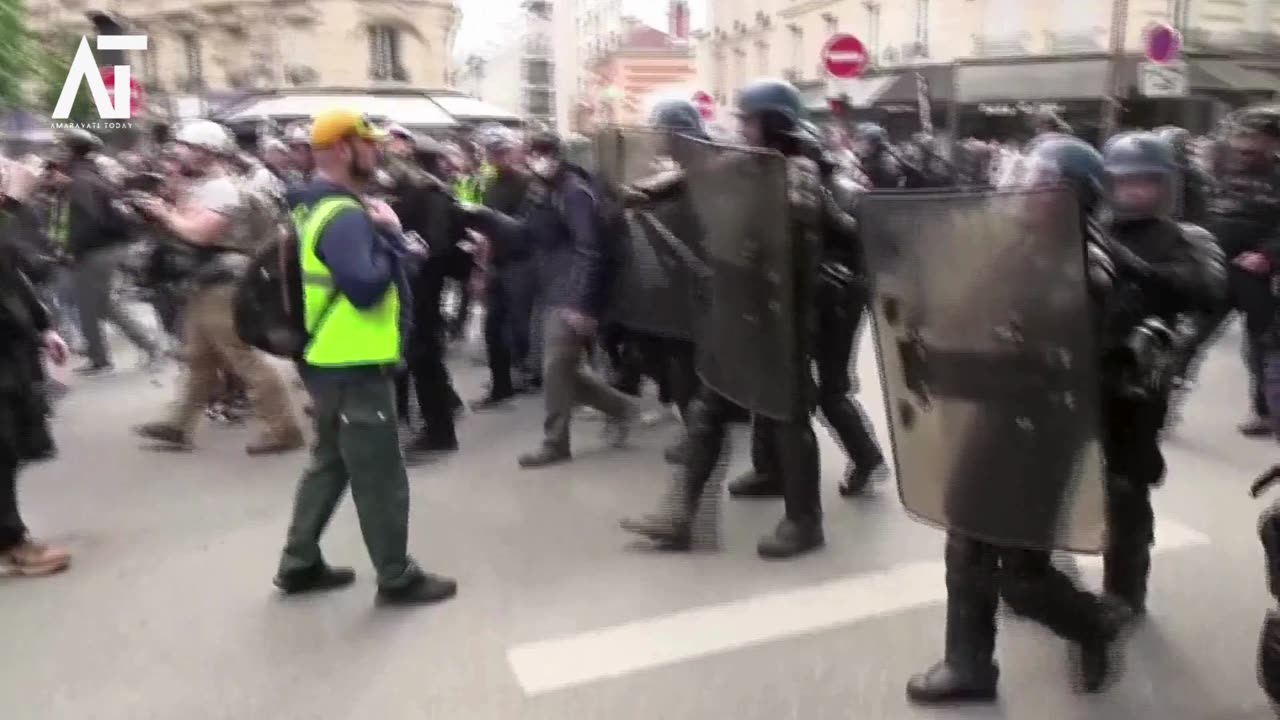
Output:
top-left (2, 76), bottom-right (1280, 707)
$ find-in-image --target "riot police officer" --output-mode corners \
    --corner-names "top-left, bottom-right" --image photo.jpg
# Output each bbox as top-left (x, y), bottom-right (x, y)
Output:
top-left (852, 122), bottom-right (908, 189)
top-left (620, 79), bottom-right (829, 559)
top-left (907, 135), bottom-right (1124, 703)
top-left (1097, 132), bottom-right (1225, 616)
top-left (730, 119), bottom-right (888, 499)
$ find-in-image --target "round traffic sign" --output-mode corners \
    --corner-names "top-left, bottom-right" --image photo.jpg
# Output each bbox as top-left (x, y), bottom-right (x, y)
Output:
top-left (822, 34), bottom-right (868, 79)
top-left (99, 66), bottom-right (145, 114)
top-left (692, 90), bottom-right (715, 120)
top-left (1144, 22), bottom-right (1181, 64)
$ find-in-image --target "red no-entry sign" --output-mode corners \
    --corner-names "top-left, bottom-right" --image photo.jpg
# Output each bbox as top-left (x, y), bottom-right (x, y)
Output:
top-left (1144, 22), bottom-right (1182, 64)
top-left (692, 90), bottom-right (715, 120)
top-left (99, 66), bottom-right (145, 114)
top-left (822, 34), bottom-right (868, 79)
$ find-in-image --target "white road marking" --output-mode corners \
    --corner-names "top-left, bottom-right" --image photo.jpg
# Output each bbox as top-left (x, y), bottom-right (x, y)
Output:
top-left (507, 518), bottom-right (1210, 696)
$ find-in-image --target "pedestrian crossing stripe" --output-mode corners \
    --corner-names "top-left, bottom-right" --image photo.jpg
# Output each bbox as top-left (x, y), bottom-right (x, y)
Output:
top-left (506, 517), bottom-right (1210, 696)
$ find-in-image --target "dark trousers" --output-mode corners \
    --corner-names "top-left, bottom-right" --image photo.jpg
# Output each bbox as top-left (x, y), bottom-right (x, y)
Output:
top-left (946, 533), bottom-right (1110, 668)
top-left (1101, 392), bottom-right (1165, 609)
top-left (0, 456), bottom-right (24, 551)
top-left (279, 372), bottom-right (421, 589)
top-left (407, 325), bottom-right (458, 446)
top-left (752, 289), bottom-right (882, 477)
top-left (484, 262), bottom-right (536, 397)
top-left (680, 386), bottom-right (821, 526)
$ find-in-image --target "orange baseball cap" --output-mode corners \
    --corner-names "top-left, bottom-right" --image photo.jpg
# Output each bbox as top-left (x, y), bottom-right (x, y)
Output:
top-left (310, 109), bottom-right (387, 148)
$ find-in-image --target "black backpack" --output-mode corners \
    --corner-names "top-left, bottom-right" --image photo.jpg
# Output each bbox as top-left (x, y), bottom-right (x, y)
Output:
top-left (233, 196), bottom-right (361, 359)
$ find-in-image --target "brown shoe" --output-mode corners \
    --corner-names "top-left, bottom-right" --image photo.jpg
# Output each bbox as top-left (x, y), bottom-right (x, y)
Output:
top-left (2, 539), bottom-right (71, 577)
top-left (246, 429), bottom-right (305, 456)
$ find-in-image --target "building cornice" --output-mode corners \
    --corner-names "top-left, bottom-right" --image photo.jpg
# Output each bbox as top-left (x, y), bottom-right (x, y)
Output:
top-left (777, 0), bottom-right (843, 20)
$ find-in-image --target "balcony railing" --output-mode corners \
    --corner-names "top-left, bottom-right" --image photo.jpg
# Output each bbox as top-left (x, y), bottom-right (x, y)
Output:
top-left (972, 32), bottom-right (1028, 57)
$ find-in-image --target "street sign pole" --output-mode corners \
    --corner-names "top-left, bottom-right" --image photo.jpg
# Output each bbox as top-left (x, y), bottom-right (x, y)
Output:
top-left (1099, 0), bottom-right (1130, 143)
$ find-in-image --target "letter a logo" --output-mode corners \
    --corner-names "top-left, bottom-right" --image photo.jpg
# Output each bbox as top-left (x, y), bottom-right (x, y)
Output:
top-left (53, 35), bottom-right (148, 120)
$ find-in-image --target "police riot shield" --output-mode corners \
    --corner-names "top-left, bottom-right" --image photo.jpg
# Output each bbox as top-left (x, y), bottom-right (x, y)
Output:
top-left (594, 127), bottom-right (706, 340)
top-left (673, 135), bottom-right (806, 421)
top-left (859, 186), bottom-right (1106, 553)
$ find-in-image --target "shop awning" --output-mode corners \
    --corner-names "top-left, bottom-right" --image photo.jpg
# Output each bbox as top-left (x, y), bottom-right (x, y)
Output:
top-left (827, 75), bottom-right (899, 108)
top-left (427, 94), bottom-right (521, 123)
top-left (1191, 60), bottom-right (1279, 92)
top-left (222, 93), bottom-right (458, 127)
top-left (957, 60), bottom-right (1111, 102)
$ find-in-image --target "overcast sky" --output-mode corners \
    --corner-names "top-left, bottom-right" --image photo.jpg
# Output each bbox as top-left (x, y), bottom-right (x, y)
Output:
top-left (454, 0), bottom-right (707, 55)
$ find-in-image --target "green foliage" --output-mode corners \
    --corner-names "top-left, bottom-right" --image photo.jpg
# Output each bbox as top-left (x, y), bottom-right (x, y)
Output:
top-left (36, 32), bottom-right (94, 122)
top-left (0, 0), bottom-right (33, 108)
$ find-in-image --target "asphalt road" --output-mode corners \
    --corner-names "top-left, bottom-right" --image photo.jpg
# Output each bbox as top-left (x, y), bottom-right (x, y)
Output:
top-left (4, 319), bottom-right (1279, 720)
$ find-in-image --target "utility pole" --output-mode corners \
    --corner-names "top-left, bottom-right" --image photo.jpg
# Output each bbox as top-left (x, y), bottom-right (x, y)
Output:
top-left (1099, 0), bottom-right (1130, 142)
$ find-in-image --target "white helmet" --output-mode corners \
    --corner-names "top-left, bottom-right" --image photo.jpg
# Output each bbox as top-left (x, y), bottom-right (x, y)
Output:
top-left (174, 119), bottom-right (235, 155)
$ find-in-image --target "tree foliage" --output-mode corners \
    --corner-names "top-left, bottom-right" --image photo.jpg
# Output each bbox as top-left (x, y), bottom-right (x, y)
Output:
top-left (0, 0), bottom-right (33, 108)
top-left (36, 32), bottom-right (94, 122)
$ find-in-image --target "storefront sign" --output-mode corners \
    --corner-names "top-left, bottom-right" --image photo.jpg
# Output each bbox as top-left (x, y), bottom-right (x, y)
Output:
top-left (1140, 61), bottom-right (1188, 98)
top-left (977, 102), bottom-right (1067, 116)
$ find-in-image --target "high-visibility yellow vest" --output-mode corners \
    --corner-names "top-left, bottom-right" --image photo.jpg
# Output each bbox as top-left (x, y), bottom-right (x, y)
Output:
top-left (453, 174), bottom-right (482, 205)
top-left (296, 196), bottom-right (401, 368)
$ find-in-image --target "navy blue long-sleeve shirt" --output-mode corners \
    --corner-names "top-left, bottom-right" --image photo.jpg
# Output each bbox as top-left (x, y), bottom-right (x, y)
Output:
top-left (524, 166), bottom-right (608, 319)
top-left (290, 178), bottom-right (412, 374)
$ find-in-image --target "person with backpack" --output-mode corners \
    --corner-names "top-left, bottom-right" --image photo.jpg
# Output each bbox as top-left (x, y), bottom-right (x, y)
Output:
top-left (272, 108), bottom-right (457, 606)
top-left (511, 131), bottom-right (638, 468)
top-left (130, 120), bottom-right (303, 455)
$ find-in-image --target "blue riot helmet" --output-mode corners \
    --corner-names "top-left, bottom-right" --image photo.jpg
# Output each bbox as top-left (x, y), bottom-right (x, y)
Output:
top-left (735, 78), bottom-right (807, 147)
top-left (1103, 131), bottom-right (1177, 221)
top-left (649, 98), bottom-right (708, 139)
top-left (1154, 126), bottom-right (1191, 158)
top-left (852, 122), bottom-right (888, 158)
top-left (1001, 132), bottom-right (1105, 213)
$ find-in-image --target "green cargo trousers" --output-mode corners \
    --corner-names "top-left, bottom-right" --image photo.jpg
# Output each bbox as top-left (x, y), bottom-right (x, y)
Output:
top-left (278, 371), bottom-right (422, 590)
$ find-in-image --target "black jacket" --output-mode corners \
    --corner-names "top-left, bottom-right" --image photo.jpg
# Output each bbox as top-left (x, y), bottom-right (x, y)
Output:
top-left (0, 224), bottom-right (55, 462)
top-left (65, 160), bottom-right (128, 257)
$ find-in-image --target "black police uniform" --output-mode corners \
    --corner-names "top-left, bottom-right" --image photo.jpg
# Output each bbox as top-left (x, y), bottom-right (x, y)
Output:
top-left (908, 136), bottom-right (1125, 704)
top-left (1097, 133), bottom-right (1226, 615)
top-left (730, 127), bottom-right (887, 499)
top-left (384, 149), bottom-right (462, 456)
top-left (620, 81), bottom-right (827, 559)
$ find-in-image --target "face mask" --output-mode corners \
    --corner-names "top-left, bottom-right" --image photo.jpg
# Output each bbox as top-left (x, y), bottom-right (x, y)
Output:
top-left (529, 155), bottom-right (558, 179)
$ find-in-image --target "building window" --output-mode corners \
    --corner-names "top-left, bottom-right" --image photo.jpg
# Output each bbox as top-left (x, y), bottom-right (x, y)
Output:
top-left (525, 59), bottom-right (551, 86)
top-left (755, 40), bottom-right (768, 75)
top-left (788, 24), bottom-right (802, 76)
top-left (142, 35), bottom-right (159, 88)
top-left (181, 33), bottom-right (203, 87)
top-left (369, 25), bottom-right (408, 82)
top-left (712, 49), bottom-right (726, 101)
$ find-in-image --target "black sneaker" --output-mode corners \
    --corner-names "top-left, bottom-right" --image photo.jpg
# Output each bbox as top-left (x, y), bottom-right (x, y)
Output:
top-left (273, 565), bottom-right (356, 595)
top-left (377, 573), bottom-right (458, 606)
top-left (470, 391), bottom-right (515, 411)
top-left (74, 361), bottom-right (113, 377)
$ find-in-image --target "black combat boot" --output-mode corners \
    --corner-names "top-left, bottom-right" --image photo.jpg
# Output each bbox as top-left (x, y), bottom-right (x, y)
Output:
top-left (757, 420), bottom-right (823, 558)
top-left (728, 470), bottom-right (782, 498)
top-left (906, 599), bottom-right (999, 703)
top-left (1103, 542), bottom-right (1151, 619)
top-left (756, 517), bottom-right (824, 559)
